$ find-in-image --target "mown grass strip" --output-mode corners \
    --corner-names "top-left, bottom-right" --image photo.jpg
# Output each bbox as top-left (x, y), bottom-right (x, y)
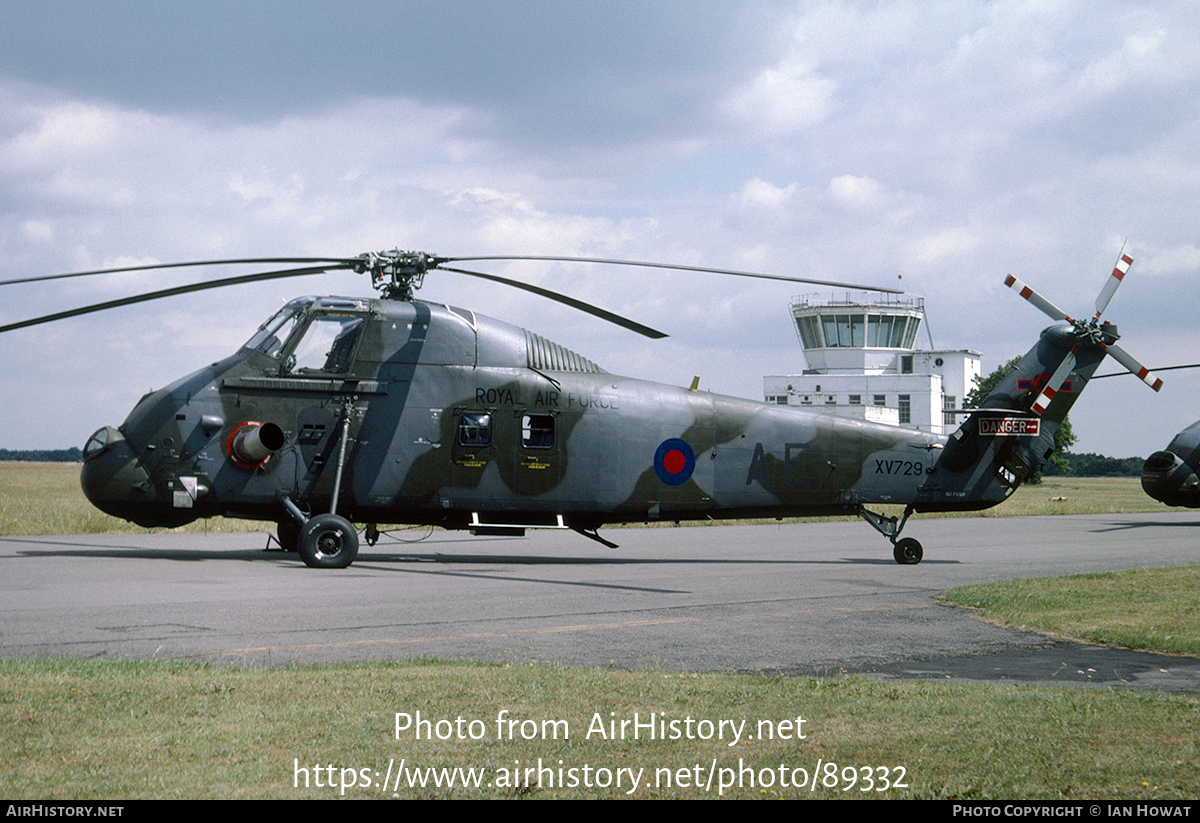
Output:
top-left (1, 658), bottom-right (1197, 800)
top-left (943, 567), bottom-right (1200, 656)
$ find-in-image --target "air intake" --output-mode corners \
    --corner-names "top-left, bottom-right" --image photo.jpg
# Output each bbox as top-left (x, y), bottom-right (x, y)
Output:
top-left (525, 330), bottom-right (605, 373)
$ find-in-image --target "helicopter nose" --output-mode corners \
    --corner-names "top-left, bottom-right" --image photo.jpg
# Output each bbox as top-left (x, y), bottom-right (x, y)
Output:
top-left (80, 426), bottom-right (162, 523)
top-left (1141, 450), bottom-right (1200, 508)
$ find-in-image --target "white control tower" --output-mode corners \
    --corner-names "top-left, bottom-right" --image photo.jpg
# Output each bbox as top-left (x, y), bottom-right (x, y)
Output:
top-left (764, 293), bottom-right (981, 435)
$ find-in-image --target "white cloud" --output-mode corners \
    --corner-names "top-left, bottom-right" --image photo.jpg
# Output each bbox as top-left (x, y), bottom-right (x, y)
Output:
top-left (1075, 29), bottom-right (1170, 98)
top-left (905, 227), bottom-right (983, 268)
top-left (731, 177), bottom-right (797, 210)
top-left (1142, 244), bottom-right (1200, 276)
top-left (19, 220), bottom-right (53, 243)
top-left (720, 58), bottom-right (836, 136)
top-left (828, 175), bottom-right (885, 211)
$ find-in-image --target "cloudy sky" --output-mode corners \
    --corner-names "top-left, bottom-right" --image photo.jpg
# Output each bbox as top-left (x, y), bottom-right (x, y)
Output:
top-left (2, 1), bottom-right (1198, 459)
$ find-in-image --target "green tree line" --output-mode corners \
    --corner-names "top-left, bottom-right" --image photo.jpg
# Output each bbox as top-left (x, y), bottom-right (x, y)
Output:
top-left (0, 448), bottom-right (83, 462)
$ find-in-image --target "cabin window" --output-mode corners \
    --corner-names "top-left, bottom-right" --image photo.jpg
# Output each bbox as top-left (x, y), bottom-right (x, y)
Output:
top-left (245, 298), bottom-right (312, 357)
top-left (285, 314), bottom-right (364, 374)
top-left (458, 413), bottom-right (493, 447)
top-left (521, 414), bottom-right (555, 449)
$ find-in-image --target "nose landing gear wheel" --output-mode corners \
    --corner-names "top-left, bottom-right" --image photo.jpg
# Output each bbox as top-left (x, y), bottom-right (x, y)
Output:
top-left (893, 537), bottom-right (923, 565)
top-left (298, 513), bottom-right (359, 569)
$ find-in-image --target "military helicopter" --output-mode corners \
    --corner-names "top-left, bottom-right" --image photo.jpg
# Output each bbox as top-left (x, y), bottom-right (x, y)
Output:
top-left (0, 248), bottom-right (1162, 568)
top-left (1088, 352), bottom-right (1200, 507)
top-left (1142, 421), bottom-right (1200, 507)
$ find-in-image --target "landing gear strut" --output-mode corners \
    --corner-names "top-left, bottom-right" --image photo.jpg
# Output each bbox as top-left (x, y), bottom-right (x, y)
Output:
top-left (859, 504), bottom-right (923, 565)
top-left (274, 399), bottom-right (361, 569)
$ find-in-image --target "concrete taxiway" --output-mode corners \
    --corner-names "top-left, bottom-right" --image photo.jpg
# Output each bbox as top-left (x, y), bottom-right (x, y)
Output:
top-left (1, 512), bottom-right (1197, 690)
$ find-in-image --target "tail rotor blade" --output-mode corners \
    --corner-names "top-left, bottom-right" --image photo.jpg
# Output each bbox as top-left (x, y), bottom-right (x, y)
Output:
top-left (1030, 350), bottom-right (1077, 415)
top-left (1106, 342), bottom-right (1164, 392)
top-left (1005, 246), bottom-right (1159, 404)
top-left (1094, 252), bottom-right (1133, 320)
top-left (1004, 275), bottom-right (1073, 323)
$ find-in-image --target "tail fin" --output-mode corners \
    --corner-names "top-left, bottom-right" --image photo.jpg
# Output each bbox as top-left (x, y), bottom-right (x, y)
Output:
top-left (922, 255), bottom-right (1159, 511)
top-left (927, 325), bottom-right (1103, 509)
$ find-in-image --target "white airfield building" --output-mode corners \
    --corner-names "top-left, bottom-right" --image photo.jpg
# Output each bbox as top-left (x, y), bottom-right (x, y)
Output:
top-left (763, 293), bottom-right (981, 437)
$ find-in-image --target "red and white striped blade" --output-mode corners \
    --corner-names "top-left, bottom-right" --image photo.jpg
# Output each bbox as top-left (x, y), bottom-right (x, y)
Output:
top-left (1004, 274), bottom-right (1071, 323)
top-left (1094, 252), bottom-right (1133, 320)
top-left (1030, 350), bottom-right (1077, 415)
top-left (1106, 343), bottom-right (1164, 391)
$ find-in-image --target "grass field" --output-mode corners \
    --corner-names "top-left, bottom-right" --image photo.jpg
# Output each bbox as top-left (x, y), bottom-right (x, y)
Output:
top-left (1, 462), bottom-right (1197, 800)
top-left (943, 566), bottom-right (1200, 656)
top-left (1, 657), bottom-right (1196, 800)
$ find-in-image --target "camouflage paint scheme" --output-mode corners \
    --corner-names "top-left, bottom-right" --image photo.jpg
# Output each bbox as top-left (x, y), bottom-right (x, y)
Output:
top-left (80, 294), bottom-right (1100, 547)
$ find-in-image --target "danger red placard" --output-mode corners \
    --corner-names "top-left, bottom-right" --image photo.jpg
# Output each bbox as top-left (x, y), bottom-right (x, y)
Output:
top-left (979, 417), bottom-right (1040, 436)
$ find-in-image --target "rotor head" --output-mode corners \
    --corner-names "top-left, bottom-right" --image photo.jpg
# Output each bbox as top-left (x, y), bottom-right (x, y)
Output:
top-left (354, 250), bottom-right (443, 299)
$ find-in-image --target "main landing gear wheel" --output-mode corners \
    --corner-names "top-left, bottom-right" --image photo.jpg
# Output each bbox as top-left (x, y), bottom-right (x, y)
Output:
top-left (298, 513), bottom-right (359, 569)
top-left (893, 537), bottom-right (923, 565)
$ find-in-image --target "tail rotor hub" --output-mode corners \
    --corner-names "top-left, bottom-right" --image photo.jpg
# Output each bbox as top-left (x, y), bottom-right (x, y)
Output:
top-left (1005, 247), bottom-right (1161, 415)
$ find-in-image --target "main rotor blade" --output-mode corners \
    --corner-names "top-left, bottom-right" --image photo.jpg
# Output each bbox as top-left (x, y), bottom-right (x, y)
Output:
top-left (0, 257), bottom-right (358, 288)
top-left (1004, 274), bottom-right (1073, 323)
top-left (438, 255), bottom-right (903, 294)
top-left (438, 266), bottom-right (668, 339)
top-left (0, 264), bottom-right (351, 334)
top-left (1094, 252), bottom-right (1133, 320)
top-left (1092, 363), bottom-right (1200, 379)
top-left (1105, 342), bottom-right (1164, 391)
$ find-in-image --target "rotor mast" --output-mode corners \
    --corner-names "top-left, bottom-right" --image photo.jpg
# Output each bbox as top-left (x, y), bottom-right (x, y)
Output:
top-left (355, 250), bottom-right (442, 300)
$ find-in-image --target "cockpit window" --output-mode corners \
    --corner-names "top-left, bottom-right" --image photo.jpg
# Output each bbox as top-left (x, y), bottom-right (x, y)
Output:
top-left (284, 314), bottom-right (365, 375)
top-left (243, 297), bottom-right (315, 357)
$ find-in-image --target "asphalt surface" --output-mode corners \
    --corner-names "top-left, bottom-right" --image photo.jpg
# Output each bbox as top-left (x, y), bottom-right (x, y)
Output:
top-left (2, 512), bottom-right (1198, 691)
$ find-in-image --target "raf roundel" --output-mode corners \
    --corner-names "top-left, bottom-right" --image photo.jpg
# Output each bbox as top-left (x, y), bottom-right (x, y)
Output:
top-left (654, 438), bottom-right (696, 486)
